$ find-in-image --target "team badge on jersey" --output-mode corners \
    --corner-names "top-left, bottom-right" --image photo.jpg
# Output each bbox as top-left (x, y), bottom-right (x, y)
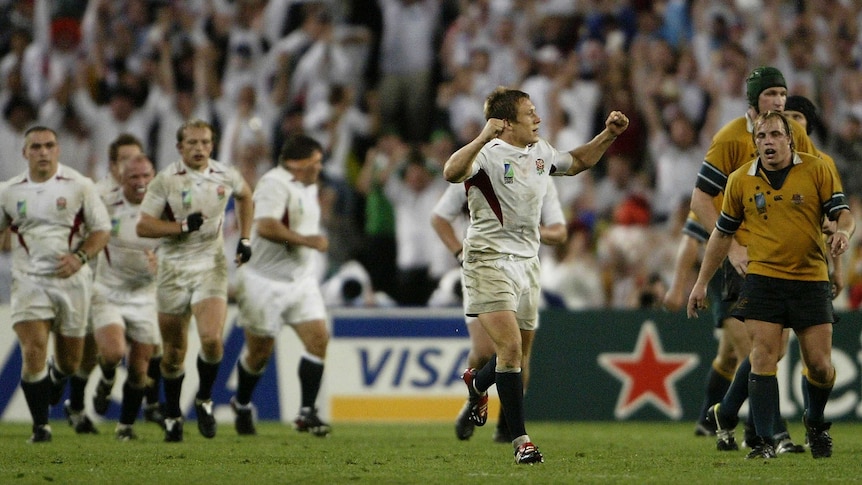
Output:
top-left (503, 163), bottom-right (514, 184)
top-left (56, 197), bottom-right (67, 211)
top-left (217, 185), bottom-right (226, 200)
top-left (16, 200), bottom-right (26, 217)
top-left (754, 192), bottom-right (766, 214)
top-left (792, 194), bottom-right (804, 205)
top-left (182, 187), bottom-right (192, 208)
top-left (535, 158), bottom-right (545, 175)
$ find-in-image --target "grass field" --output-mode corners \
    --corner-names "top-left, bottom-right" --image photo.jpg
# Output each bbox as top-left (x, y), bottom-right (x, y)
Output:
top-left (2, 420), bottom-right (861, 484)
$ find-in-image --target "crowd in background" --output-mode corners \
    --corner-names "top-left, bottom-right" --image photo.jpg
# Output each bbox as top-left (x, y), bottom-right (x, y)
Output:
top-left (2, 0), bottom-right (862, 311)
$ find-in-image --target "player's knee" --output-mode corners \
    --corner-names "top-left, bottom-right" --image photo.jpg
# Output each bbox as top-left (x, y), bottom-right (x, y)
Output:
top-left (99, 349), bottom-right (125, 368)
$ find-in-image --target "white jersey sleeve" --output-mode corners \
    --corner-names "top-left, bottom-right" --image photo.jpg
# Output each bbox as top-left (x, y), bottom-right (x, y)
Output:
top-left (432, 183), bottom-right (468, 222)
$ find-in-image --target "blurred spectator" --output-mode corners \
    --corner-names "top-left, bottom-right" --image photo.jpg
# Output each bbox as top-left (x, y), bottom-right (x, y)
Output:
top-left (592, 153), bottom-right (650, 224)
top-left (597, 194), bottom-right (653, 308)
top-left (382, 146), bottom-right (449, 305)
top-left (0, 94), bottom-right (36, 181)
top-left (354, 132), bottom-right (406, 299)
top-left (219, 81), bottom-right (274, 188)
top-left (376, 0), bottom-right (441, 143)
top-left (541, 221), bottom-right (605, 310)
top-left (831, 112), bottom-right (862, 205)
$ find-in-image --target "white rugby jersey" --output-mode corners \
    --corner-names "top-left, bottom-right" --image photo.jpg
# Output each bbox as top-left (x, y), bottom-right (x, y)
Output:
top-left (463, 138), bottom-right (572, 259)
top-left (247, 166), bottom-right (321, 281)
top-left (0, 165), bottom-right (111, 276)
top-left (140, 159), bottom-right (245, 262)
top-left (436, 174), bottom-right (566, 228)
top-left (95, 174), bottom-right (120, 199)
top-left (97, 189), bottom-right (160, 291)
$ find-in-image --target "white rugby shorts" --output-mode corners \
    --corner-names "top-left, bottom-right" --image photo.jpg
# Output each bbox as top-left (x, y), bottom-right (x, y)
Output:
top-left (236, 267), bottom-right (327, 338)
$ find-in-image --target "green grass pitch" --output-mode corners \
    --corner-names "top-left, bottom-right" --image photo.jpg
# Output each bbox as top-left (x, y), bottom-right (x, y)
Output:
top-left (2, 420), bottom-right (860, 484)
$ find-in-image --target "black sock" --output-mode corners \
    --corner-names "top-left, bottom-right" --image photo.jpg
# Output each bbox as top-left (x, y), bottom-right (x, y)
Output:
top-left (720, 357), bottom-right (751, 415)
top-left (195, 355), bottom-right (221, 401)
top-left (496, 406), bottom-right (509, 435)
top-left (749, 373), bottom-right (778, 440)
top-left (805, 376), bottom-right (833, 423)
top-left (474, 355), bottom-right (497, 393)
top-left (69, 374), bottom-right (88, 411)
top-left (299, 356), bottom-right (324, 409)
top-left (21, 377), bottom-right (52, 426)
top-left (163, 374), bottom-right (185, 419)
top-left (119, 380), bottom-right (146, 426)
top-left (99, 358), bottom-right (117, 383)
top-left (236, 360), bottom-right (262, 406)
top-left (145, 356), bottom-right (162, 405)
top-left (48, 362), bottom-right (68, 404)
top-left (497, 371), bottom-right (525, 439)
top-left (698, 367), bottom-right (731, 424)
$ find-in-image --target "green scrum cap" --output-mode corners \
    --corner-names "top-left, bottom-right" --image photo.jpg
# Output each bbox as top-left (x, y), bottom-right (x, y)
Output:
top-left (746, 66), bottom-right (787, 109)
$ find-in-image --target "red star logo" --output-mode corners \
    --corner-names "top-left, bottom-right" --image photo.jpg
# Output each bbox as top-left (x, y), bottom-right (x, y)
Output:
top-left (598, 321), bottom-right (699, 419)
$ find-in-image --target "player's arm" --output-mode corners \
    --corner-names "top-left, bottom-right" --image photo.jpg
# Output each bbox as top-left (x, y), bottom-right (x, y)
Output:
top-left (137, 211), bottom-right (202, 238)
top-left (663, 232), bottom-right (702, 312)
top-left (443, 119), bottom-right (503, 183)
top-left (257, 217), bottom-right (328, 252)
top-left (431, 213), bottom-right (463, 258)
top-left (563, 111), bottom-right (629, 176)
top-left (691, 176), bottom-right (748, 275)
top-left (539, 223), bottom-right (567, 246)
top-left (233, 180), bottom-right (254, 240)
top-left (687, 228), bottom-right (733, 318)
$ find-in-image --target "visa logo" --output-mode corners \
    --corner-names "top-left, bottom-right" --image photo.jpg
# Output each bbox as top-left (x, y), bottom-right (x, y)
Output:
top-left (358, 346), bottom-right (470, 388)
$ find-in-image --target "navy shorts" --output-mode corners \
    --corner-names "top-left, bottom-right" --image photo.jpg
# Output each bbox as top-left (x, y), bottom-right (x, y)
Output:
top-left (731, 274), bottom-right (834, 330)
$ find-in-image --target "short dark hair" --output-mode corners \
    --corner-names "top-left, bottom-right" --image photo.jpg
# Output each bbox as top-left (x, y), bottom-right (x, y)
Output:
top-left (279, 134), bottom-right (323, 163)
top-left (484, 87), bottom-right (530, 121)
top-left (24, 125), bottom-right (57, 139)
top-left (109, 133), bottom-right (144, 162)
top-left (785, 95), bottom-right (820, 136)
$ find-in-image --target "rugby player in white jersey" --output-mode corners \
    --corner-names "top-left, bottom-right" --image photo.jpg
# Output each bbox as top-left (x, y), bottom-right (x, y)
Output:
top-left (137, 119), bottom-right (253, 442)
top-left (90, 153), bottom-right (161, 440)
top-left (63, 134), bottom-right (160, 435)
top-left (442, 87), bottom-right (628, 464)
top-left (229, 134), bottom-right (331, 437)
top-left (431, 179), bottom-right (566, 443)
top-left (0, 126), bottom-right (111, 443)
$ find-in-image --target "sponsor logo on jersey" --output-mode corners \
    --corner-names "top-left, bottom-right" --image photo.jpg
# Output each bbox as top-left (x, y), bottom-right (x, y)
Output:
top-left (792, 193), bottom-right (804, 205)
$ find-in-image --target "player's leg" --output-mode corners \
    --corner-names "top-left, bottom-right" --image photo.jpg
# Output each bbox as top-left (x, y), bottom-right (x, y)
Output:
top-left (745, 318), bottom-right (784, 459)
top-left (143, 345), bottom-right (165, 426)
top-left (64, 332), bottom-right (99, 434)
top-left (292, 318), bottom-right (331, 436)
top-left (158, 311), bottom-right (190, 442)
top-left (231, 330), bottom-right (275, 436)
top-left (14, 320), bottom-right (54, 443)
top-left (458, 317), bottom-right (497, 441)
top-left (92, 322), bottom-right (127, 415)
top-left (116, 338), bottom-right (154, 441)
top-left (190, 296), bottom-right (227, 439)
top-left (797, 323), bottom-right (835, 458)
